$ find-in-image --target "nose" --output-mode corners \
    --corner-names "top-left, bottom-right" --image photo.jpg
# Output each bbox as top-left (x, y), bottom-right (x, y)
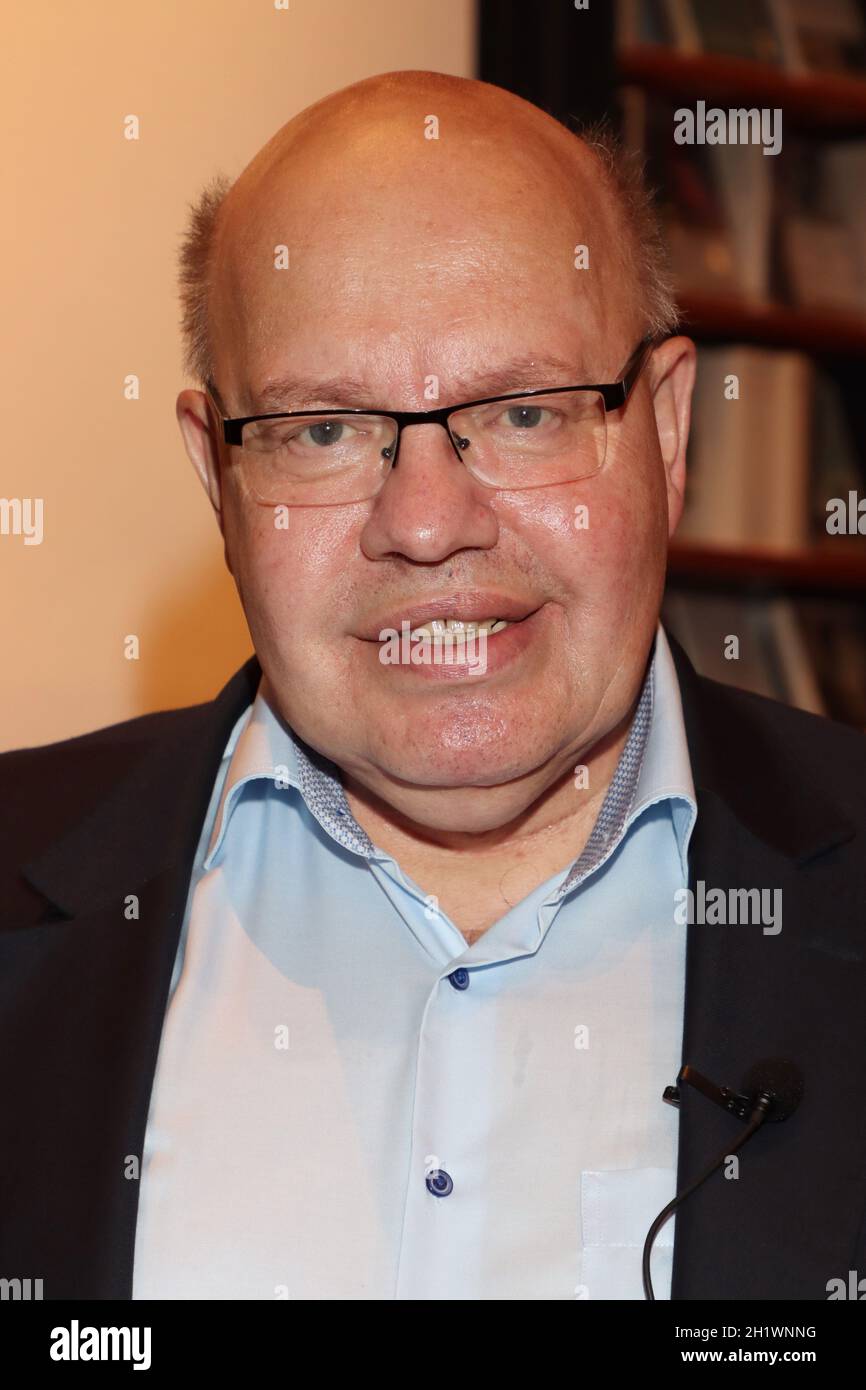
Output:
top-left (359, 421), bottom-right (499, 564)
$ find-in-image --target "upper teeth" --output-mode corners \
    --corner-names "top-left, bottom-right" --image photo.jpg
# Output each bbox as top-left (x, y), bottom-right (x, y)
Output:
top-left (411, 617), bottom-right (510, 638)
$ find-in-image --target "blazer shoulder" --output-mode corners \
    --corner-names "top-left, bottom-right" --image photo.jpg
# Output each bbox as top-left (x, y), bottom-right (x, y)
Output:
top-left (0, 695), bottom-right (215, 768)
top-left (0, 654), bottom-right (260, 920)
top-left (697, 668), bottom-right (866, 752)
top-left (0, 697), bottom-right (217, 864)
top-left (691, 668), bottom-right (866, 820)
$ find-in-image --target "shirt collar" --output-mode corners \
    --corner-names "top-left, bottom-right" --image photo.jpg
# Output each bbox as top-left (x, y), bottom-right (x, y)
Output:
top-left (202, 679), bottom-right (374, 870)
top-left (634, 622), bottom-right (696, 816)
top-left (203, 621), bottom-right (695, 876)
top-left (552, 622), bottom-right (696, 899)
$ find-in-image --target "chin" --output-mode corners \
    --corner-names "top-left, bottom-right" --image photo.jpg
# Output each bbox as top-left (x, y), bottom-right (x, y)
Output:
top-left (362, 729), bottom-right (549, 793)
top-left (364, 686), bottom-right (557, 776)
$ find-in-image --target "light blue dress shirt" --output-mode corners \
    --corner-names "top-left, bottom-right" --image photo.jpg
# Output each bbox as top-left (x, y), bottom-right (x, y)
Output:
top-left (132, 622), bottom-right (696, 1300)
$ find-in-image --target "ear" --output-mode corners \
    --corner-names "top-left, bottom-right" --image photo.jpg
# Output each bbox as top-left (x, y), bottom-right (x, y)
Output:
top-left (177, 388), bottom-right (224, 527)
top-left (645, 335), bottom-right (697, 538)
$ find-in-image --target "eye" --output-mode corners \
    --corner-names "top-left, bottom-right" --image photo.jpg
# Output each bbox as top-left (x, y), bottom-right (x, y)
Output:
top-left (247, 416), bottom-right (362, 452)
top-left (489, 400), bottom-right (563, 434)
top-left (297, 419), bottom-right (351, 448)
top-left (503, 403), bottom-right (548, 429)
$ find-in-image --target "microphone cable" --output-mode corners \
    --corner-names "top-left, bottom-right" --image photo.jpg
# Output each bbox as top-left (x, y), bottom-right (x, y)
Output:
top-left (642, 1059), bottom-right (804, 1300)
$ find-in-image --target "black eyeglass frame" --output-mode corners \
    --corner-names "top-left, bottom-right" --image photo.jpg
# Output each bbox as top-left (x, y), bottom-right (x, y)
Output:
top-left (203, 333), bottom-right (656, 476)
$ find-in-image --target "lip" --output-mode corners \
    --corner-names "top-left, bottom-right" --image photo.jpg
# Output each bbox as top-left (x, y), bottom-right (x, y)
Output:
top-left (356, 591), bottom-right (543, 642)
top-left (359, 601), bottom-right (550, 682)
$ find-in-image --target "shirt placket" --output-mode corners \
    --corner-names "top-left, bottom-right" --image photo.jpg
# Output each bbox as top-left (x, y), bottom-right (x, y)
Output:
top-left (394, 957), bottom-right (503, 1300)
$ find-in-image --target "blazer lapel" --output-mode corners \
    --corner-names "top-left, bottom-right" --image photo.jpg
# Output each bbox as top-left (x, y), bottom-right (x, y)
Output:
top-left (0, 655), bottom-right (262, 1298)
top-left (667, 634), bottom-right (866, 1299)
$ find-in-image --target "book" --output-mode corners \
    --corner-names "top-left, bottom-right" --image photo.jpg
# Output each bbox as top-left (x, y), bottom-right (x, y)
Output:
top-left (662, 591), bottom-right (787, 702)
top-left (809, 366), bottom-right (866, 539)
top-left (643, 100), bottom-right (740, 295)
top-left (776, 135), bottom-right (866, 313)
top-left (710, 141), bottom-right (774, 302)
top-left (781, 217), bottom-right (863, 312)
top-left (658, 0), bottom-right (866, 74)
top-left (762, 598), bottom-right (827, 714)
top-left (684, 0), bottom-right (784, 64)
top-left (641, 95), bottom-right (775, 301)
top-left (821, 142), bottom-right (866, 315)
top-left (796, 599), bottom-right (866, 728)
top-left (776, 0), bottom-right (866, 76)
top-left (663, 590), bottom-right (828, 715)
top-left (678, 346), bottom-right (813, 550)
top-left (617, 0), bottom-right (675, 47)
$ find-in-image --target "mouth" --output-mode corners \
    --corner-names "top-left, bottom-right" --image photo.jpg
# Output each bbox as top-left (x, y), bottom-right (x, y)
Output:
top-left (357, 593), bottom-right (542, 644)
top-left (388, 616), bottom-right (514, 646)
top-left (355, 595), bottom-right (548, 683)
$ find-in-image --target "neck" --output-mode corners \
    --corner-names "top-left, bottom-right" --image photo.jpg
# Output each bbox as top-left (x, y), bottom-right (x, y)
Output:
top-left (341, 696), bottom-right (640, 940)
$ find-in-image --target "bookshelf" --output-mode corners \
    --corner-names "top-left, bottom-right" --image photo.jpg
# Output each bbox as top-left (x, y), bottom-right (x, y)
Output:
top-left (479, 0), bottom-right (866, 728)
top-left (618, 7), bottom-right (866, 727)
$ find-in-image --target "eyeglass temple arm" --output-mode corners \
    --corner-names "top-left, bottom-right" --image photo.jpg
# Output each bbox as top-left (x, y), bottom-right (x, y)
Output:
top-left (204, 378), bottom-right (228, 416)
top-left (622, 334), bottom-right (657, 390)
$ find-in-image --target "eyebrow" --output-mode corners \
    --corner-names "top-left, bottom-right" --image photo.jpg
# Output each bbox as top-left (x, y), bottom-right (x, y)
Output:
top-left (247, 355), bottom-right (588, 413)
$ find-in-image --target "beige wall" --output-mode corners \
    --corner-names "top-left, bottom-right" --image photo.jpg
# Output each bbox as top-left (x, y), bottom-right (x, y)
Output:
top-left (1, 0), bottom-right (475, 751)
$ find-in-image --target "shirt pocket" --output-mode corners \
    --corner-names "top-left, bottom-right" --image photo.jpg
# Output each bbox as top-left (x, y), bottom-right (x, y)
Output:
top-left (579, 1167), bottom-right (676, 1300)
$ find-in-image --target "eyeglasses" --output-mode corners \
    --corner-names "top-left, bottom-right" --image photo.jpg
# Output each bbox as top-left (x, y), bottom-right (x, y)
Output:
top-left (204, 335), bottom-right (656, 507)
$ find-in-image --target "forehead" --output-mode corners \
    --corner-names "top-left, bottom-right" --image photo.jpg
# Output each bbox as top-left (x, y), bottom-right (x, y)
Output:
top-left (210, 116), bottom-right (632, 404)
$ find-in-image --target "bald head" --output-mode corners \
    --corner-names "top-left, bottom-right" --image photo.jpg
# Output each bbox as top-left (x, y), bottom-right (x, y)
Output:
top-left (220, 70), bottom-right (617, 227)
top-left (179, 71), bottom-right (676, 393)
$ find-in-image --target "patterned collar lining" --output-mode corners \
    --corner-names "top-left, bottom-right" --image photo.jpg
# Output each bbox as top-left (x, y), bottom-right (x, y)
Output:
top-left (556, 659), bottom-right (653, 897)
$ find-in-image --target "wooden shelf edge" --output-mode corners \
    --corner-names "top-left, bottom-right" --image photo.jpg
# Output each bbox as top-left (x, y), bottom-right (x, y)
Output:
top-left (618, 45), bottom-right (866, 129)
top-left (668, 543), bottom-right (866, 590)
top-left (674, 294), bottom-right (866, 355)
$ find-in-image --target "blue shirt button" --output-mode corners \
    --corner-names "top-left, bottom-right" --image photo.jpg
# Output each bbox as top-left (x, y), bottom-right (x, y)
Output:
top-left (448, 968), bottom-right (470, 991)
top-left (426, 1168), bottom-right (453, 1197)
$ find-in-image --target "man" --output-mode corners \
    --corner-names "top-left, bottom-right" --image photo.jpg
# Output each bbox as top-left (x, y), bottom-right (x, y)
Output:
top-left (2, 70), bottom-right (865, 1302)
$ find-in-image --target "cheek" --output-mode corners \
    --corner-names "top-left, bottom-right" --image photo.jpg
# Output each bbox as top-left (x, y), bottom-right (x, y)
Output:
top-left (579, 450), bottom-right (669, 631)
top-left (226, 493), bottom-right (361, 636)
top-left (499, 444), bottom-right (667, 597)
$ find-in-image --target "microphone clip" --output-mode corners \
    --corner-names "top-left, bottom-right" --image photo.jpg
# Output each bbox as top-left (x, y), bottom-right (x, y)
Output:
top-left (663, 1064), bottom-right (757, 1122)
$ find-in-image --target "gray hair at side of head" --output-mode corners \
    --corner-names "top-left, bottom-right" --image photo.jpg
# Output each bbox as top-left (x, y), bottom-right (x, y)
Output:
top-left (176, 122), bottom-right (679, 390)
top-left (572, 116), bottom-right (680, 344)
top-left (177, 170), bottom-right (234, 390)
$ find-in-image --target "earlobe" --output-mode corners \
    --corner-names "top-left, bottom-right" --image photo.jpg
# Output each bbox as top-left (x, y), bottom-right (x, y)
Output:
top-left (176, 389), bottom-right (223, 524)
